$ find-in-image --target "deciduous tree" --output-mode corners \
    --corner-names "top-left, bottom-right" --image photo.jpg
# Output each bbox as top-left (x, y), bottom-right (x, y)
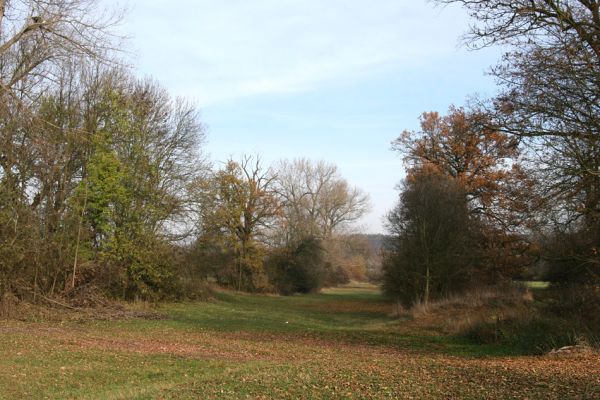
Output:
top-left (437, 0), bottom-right (600, 284)
top-left (0, 0), bottom-right (121, 100)
top-left (382, 172), bottom-right (478, 306)
top-left (275, 158), bottom-right (370, 243)
top-left (196, 156), bottom-right (280, 292)
top-left (393, 106), bottom-right (533, 280)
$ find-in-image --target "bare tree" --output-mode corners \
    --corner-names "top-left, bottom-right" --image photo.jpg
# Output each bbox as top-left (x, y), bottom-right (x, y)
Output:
top-left (434, 0), bottom-right (600, 57)
top-left (0, 0), bottom-right (122, 101)
top-left (275, 158), bottom-right (370, 243)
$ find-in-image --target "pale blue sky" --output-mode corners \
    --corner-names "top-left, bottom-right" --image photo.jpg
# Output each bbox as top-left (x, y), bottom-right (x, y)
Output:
top-left (116, 0), bottom-right (502, 233)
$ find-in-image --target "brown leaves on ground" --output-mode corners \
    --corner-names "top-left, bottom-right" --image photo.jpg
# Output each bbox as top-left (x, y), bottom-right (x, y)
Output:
top-left (2, 320), bottom-right (598, 399)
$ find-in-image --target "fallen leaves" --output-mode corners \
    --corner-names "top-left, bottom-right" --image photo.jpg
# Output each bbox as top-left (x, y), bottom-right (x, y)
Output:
top-left (0, 291), bottom-right (598, 399)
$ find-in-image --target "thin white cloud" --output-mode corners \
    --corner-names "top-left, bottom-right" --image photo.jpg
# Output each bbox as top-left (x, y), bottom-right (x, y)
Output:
top-left (121, 0), bottom-right (469, 106)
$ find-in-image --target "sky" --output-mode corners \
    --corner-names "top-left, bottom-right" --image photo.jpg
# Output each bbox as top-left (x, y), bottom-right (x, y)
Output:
top-left (115, 0), bottom-right (503, 233)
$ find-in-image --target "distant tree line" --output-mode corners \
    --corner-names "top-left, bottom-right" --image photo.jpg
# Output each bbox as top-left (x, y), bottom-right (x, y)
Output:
top-left (383, 1), bottom-right (600, 312)
top-left (191, 156), bottom-right (371, 294)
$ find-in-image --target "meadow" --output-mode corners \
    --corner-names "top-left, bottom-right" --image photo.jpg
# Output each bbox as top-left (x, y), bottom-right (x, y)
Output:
top-left (0, 285), bottom-right (598, 399)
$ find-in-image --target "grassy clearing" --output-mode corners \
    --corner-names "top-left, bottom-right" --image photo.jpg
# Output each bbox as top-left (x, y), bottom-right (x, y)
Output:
top-left (0, 286), bottom-right (598, 399)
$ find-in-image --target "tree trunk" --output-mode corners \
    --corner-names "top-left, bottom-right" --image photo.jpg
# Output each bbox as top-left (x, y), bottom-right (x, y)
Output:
top-left (424, 265), bottom-right (430, 305)
top-left (72, 183), bottom-right (88, 289)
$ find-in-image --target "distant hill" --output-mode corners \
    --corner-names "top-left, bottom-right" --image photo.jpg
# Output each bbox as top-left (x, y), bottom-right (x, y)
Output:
top-left (363, 234), bottom-right (389, 255)
top-left (345, 233), bottom-right (389, 255)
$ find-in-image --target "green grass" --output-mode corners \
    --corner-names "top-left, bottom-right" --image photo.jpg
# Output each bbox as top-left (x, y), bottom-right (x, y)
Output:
top-left (0, 286), bottom-right (598, 399)
top-left (524, 281), bottom-right (550, 290)
top-left (110, 288), bottom-right (487, 356)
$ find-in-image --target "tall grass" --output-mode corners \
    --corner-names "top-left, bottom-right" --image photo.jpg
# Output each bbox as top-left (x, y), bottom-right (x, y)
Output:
top-left (409, 284), bottom-right (533, 334)
top-left (407, 283), bottom-right (598, 354)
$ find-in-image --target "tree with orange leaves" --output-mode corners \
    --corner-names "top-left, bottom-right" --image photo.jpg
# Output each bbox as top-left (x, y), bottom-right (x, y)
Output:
top-left (392, 106), bottom-right (534, 282)
top-left (394, 107), bottom-right (527, 226)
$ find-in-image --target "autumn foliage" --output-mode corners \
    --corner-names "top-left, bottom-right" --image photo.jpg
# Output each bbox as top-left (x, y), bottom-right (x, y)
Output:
top-left (386, 107), bottom-right (534, 299)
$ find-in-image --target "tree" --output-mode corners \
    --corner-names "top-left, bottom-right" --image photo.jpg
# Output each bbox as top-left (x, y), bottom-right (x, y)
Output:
top-left (393, 106), bottom-right (533, 280)
top-left (275, 158), bottom-right (370, 243)
top-left (382, 171), bottom-right (478, 306)
top-left (436, 0), bottom-right (600, 284)
top-left (0, 0), bottom-right (120, 100)
top-left (435, 1), bottom-right (600, 57)
top-left (322, 234), bottom-right (373, 282)
top-left (0, 0), bottom-right (122, 299)
top-left (84, 73), bottom-right (206, 298)
top-left (273, 159), bottom-right (370, 287)
top-left (0, 62), bottom-right (207, 300)
top-left (393, 106), bottom-right (528, 228)
top-left (196, 156), bottom-right (280, 292)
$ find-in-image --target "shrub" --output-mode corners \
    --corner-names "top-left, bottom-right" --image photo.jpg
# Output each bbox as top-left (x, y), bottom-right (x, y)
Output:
top-left (323, 263), bottom-right (350, 287)
top-left (465, 313), bottom-right (599, 355)
top-left (267, 238), bottom-right (327, 295)
top-left (546, 284), bottom-right (600, 340)
top-left (542, 230), bottom-right (600, 285)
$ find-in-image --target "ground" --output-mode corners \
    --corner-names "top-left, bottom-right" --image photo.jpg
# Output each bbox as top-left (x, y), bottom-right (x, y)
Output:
top-left (0, 286), bottom-right (598, 399)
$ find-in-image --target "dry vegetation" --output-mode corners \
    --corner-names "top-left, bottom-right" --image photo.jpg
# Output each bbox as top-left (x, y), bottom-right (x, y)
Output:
top-left (408, 284), bottom-right (534, 334)
top-left (0, 290), bottom-right (168, 323)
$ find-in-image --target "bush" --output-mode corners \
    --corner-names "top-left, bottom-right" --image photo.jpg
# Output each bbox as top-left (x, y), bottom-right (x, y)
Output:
top-left (465, 315), bottom-right (593, 355)
top-left (409, 284), bottom-right (533, 334)
top-left (546, 284), bottom-right (600, 340)
top-left (429, 284), bottom-right (600, 355)
top-left (323, 263), bottom-right (350, 287)
top-left (267, 238), bottom-right (327, 295)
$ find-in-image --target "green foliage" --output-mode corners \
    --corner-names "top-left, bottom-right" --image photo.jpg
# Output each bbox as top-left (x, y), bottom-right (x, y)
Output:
top-left (0, 71), bottom-right (206, 301)
top-left (83, 132), bottom-right (127, 246)
top-left (74, 96), bottom-right (176, 299)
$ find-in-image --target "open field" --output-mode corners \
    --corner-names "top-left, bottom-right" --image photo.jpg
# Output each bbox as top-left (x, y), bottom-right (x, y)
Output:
top-left (0, 286), bottom-right (598, 399)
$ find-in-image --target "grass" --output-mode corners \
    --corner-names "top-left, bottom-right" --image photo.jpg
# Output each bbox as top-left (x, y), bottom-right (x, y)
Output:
top-left (0, 285), bottom-right (598, 399)
top-left (525, 281), bottom-right (551, 290)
